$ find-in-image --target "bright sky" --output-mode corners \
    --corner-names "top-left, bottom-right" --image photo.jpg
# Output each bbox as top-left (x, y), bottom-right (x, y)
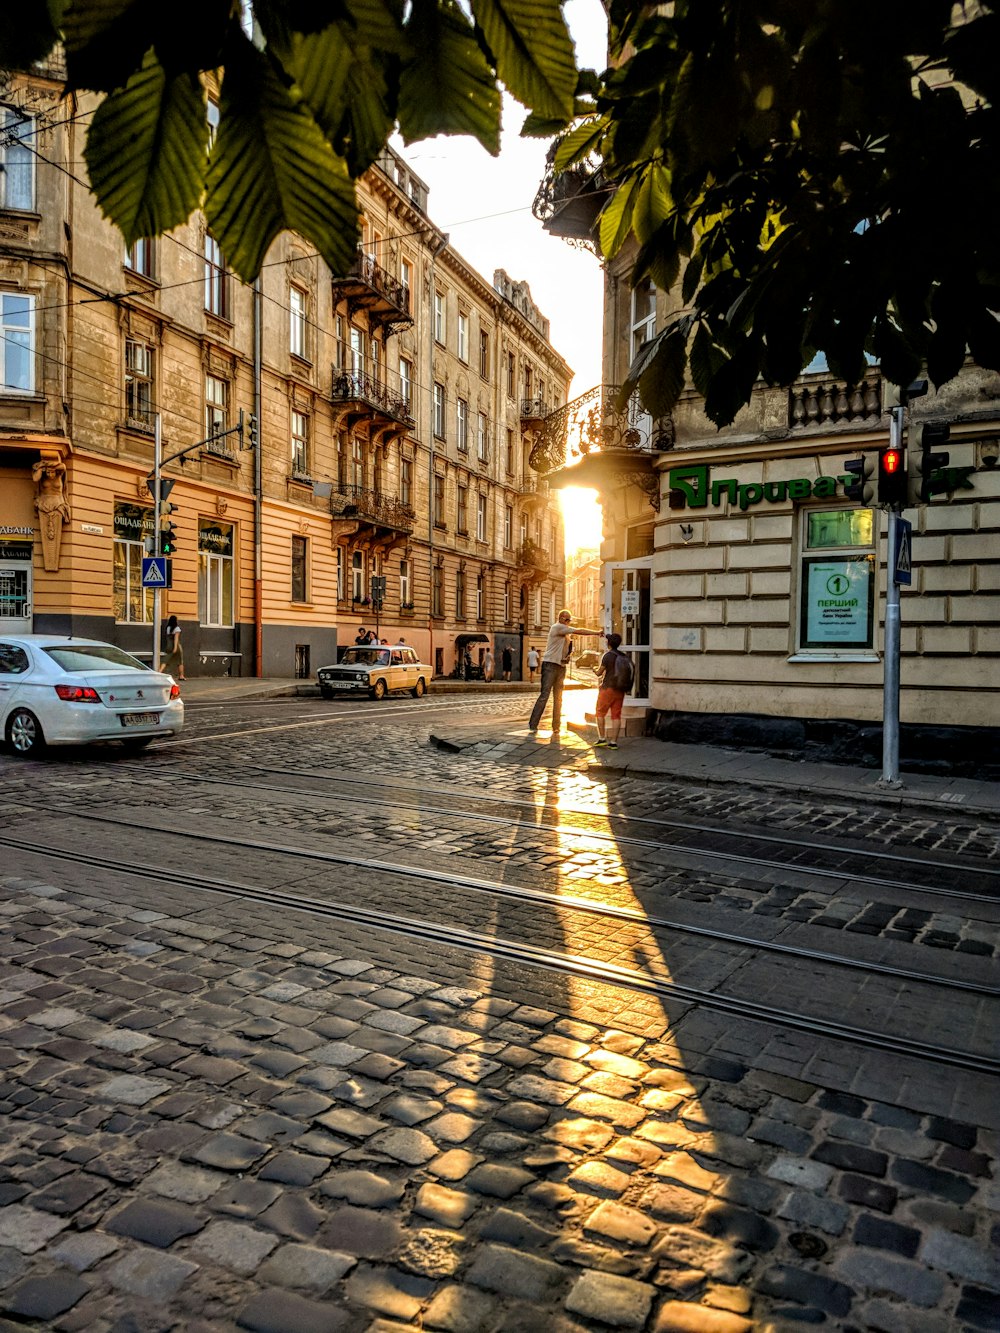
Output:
top-left (396, 0), bottom-right (608, 552)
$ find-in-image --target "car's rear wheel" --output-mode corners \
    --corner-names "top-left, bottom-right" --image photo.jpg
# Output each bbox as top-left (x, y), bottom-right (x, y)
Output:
top-left (371, 678), bottom-right (387, 700)
top-left (7, 708), bottom-right (45, 757)
top-left (411, 678), bottom-right (426, 698)
top-left (120, 737), bottom-right (153, 751)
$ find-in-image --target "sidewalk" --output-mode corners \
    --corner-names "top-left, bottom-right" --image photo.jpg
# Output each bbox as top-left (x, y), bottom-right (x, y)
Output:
top-left (174, 676), bottom-right (1000, 821)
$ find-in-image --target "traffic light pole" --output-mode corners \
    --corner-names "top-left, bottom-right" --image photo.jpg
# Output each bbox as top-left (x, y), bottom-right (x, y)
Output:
top-left (152, 416), bottom-right (162, 672)
top-left (880, 404), bottom-right (904, 787)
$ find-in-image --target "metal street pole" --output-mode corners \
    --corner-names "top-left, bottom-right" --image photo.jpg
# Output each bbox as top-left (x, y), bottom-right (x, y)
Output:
top-left (152, 415), bottom-right (162, 672)
top-left (881, 404), bottom-right (904, 786)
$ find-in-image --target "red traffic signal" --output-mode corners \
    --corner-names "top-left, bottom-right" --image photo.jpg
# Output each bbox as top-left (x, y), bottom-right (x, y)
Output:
top-left (877, 446), bottom-right (907, 506)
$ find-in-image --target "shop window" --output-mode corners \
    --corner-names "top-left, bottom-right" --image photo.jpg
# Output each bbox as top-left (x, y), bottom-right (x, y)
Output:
top-left (113, 503), bottom-right (155, 623)
top-left (797, 508), bottom-right (876, 654)
top-left (198, 521), bottom-right (234, 626)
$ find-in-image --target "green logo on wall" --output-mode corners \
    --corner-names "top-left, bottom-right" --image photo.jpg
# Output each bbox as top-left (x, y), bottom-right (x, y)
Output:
top-left (668, 462), bottom-right (976, 512)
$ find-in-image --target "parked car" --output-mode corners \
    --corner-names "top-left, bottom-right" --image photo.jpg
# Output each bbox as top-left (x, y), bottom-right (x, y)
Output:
top-left (575, 650), bottom-right (602, 672)
top-left (317, 645), bottom-right (431, 700)
top-left (0, 635), bottom-right (184, 757)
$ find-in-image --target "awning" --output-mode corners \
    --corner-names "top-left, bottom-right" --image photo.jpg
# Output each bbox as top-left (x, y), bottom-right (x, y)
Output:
top-left (454, 633), bottom-right (489, 647)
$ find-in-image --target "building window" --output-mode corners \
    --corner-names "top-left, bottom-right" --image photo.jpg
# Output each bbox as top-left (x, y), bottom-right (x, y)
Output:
top-left (476, 573), bottom-right (485, 619)
top-left (352, 437), bottom-right (364, 488)
top-left (479, 330), bottom-right (489, 379)
top-left (520, 512), bottom-right (528, 547)
top-left (205, 234), bottom-right (229, 317)
top-left (125, 338), bottom-right (155, 431)
top-left (290, 286), bottom-right (308, 359)
top-left (504, 504), bottom-right (513, 549)
top-left (291, 410), bottom-right (309, 476)
top-left (400, 259), bottom-right (411, 312)
top-left (477, 413), bottom-right (488, 462)
top-left (0, 292), bottom-right (34, 394)
top-left (524, 364), bottom-right (533, 401)
top-left (458, 312), bottom-right (469, 362)
top-left (401, 457), bottom-right (412, 508)
top-left (455, 566), bottom-right (465, 617)
top-left (206, 374), bottom-right (227, 441)
top-left (457, 484), bottom-right (468, 534)
top-left (433, 473), bottom-right (445, 527)
top-left (631, 277), bottom-right (657, 359)
top-left (434, 291), bottom-right (445, 344)
top-left (506, 351), bottom-right (515, 398)
top-left (476, 492), bottom-right (487, 542)
top-left (350, 326), bottom-right (364, 377)
top-left (125, 238), bottom-right (155, 278)
top-left (503, 581), bottom-right (510, 621)
top-left (797, 508), bottom-right (876, 653)
top-left (456, 397), bottom-right (468, 452)
top-left (371, 336), bottom-right (381, 382)
top-left (337, 546), bottom-right (343, 600)
top-left (534, 586), bottom-right (542, 626)
top-left (352, 549), bottom-right (364, 601)
top-left (113, 503), bottom-right (155, 623)
top-left (198, 521), bottom-right (234, 627)
top-left (399, 357), bottom-right (412, 410)
top-left (433, 382), bottom-right (445, 438)
top-left (506, 428), bottom-right (514, 475)
top-left (291, 535), bottom-right (308, 602)
top-left (432, 562), bottom-right (444, 617)
top-left (0, 107), bottom-right (34, 210)
top-left (400, 557), bottom-right (411, 606)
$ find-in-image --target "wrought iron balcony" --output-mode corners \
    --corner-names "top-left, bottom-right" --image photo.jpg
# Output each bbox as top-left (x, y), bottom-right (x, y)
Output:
top-left (331, 253), bottom-right (412, 333)
top-left (532, 145), bottom-right (604, 249)
top-left (519, 474), bottom-right (550, 509)
top-left (528, 384), bottom-right (674, 476)
top-left (521, 397), bottom-right (550, 423)
top-left (331, 485), bottom-right (415, 534)
top-left (331, 370), bottom-right (414, 429)
top-left (517, 538), bottom-right (550, 578)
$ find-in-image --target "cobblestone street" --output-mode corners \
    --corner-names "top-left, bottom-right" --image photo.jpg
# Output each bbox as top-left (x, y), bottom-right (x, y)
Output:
top-left (0, 693), bottom-right (997, 1331)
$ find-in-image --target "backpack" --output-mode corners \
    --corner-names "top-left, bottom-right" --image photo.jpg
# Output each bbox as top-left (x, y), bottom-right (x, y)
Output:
top-left (608, 651), bottom-right (634, 692)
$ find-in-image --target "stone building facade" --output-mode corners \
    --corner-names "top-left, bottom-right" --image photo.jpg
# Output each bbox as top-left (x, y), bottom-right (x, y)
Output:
top-left (0, 63), bottom-right (570, 679)
top-left (530, 227), bottom-right (1000, 771)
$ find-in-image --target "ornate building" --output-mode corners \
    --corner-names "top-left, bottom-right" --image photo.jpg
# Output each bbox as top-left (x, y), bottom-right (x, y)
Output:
top-left (0, 64), bottom-right (570, 679)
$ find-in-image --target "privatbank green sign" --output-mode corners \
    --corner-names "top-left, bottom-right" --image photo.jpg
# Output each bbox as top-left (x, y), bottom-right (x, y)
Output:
top-left (668, 463), bottom-right (977, 512)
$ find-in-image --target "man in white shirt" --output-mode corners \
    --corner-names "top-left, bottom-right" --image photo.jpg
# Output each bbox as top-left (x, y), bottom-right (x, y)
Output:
top-left (528, 609), bottom-right (603, 733)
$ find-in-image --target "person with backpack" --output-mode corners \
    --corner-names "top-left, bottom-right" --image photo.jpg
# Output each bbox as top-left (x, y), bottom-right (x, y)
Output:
top-left (594, 632), bottom-right (633, 748)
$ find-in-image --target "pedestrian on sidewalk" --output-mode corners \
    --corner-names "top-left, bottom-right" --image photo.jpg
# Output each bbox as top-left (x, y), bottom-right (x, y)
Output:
top-left (594, 632), bottom-right (633, 749)
top-left (501, 646), bottom-right (512, 681)
top-left (483, 648), bottom-right (494, 682)
top-left (527, 645), bottom-right (539, 682)
top-left (528, 610), bottom-right (602, 734)
top-left (163, 614), bottom-right (185, 680)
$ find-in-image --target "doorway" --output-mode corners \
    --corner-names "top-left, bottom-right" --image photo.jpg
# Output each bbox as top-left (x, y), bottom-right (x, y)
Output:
top-left (0, 559), bottom-right (32, 633)
top-left (604, 559), bottom-right (652, 702)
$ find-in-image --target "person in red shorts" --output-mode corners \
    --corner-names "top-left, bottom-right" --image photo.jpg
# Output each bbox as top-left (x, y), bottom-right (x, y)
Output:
top-left (594, 632), bottom-right (633, 749)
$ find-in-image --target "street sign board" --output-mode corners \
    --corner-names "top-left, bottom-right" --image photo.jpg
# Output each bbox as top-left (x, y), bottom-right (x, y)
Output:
top-left (141, 556), bottom-right (172, 588)
top-left (894, 519), bottom-right (912, 586)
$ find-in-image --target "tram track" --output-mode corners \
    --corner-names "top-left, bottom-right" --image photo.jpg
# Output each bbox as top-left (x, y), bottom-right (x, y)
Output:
top-left (58, 757), bottom-right (1000, 908)
top-left (1, 817), bottom-right (997, 1076)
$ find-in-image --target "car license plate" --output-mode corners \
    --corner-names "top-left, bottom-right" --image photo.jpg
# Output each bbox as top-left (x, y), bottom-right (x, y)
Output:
top-left (121, 712), bottom-right (159, 727)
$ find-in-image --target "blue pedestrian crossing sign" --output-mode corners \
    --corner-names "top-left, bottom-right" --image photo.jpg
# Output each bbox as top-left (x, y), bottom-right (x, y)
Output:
top-left (893, 519), bottom-right (912, 587)
top-left (141, 556), bottom-right (172, 588)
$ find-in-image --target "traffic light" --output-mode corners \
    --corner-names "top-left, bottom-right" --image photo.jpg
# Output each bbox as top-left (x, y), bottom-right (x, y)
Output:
top-left (843, 455), bottom-right (876, 503)
top-left (876, 445), bottom-right (907, 507)
top-left (158, 496), bottom-right (178, 555)
top-left (907, 421), bottom-right (951, 505)
top-left (247, 413), bottom-right (258, 449)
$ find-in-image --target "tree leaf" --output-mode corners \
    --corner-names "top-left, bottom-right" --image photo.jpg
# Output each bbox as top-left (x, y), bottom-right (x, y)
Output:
top-left (204, 39), bottom-right (359, 281)
top-left (338, 52), bottom-right (396, 175)
top-left (637, 323), bottom-right (688, 418)
top-left (84, 50), bottom-right (207, 244)
top-left (398, 0), bottom-right (501, 154)
top-left (631, 162), bottom-right (672, 245)
top-left (471, 0), bottom-right (575, 121)
top-left (284, 23), bottom-right (354, 131)
top-left (598, 173), bottom-right (638, 258)
top-left (552, 117), bottom-right (606, 172)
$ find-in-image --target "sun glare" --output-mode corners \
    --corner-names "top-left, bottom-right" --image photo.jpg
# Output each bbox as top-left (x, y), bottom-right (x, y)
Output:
top-left (560, 487), bottom-right (602, 556)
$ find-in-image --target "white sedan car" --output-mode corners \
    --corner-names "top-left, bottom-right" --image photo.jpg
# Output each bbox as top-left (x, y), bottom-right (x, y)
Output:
top-left (0, 635), bottom-right (184, 757)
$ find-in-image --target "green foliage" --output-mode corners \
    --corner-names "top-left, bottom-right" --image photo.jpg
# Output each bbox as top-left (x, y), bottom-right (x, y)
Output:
top-left (585, 0), bottom-right (1000, 425)
top-left (4, 0), bottom-right (576, 283)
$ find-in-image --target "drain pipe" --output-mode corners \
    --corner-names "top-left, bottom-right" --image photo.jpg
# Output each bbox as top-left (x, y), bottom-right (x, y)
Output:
top-left (253, 276), bottom-right (263, 676)
top-left (426, 230), bottom-right (449, 672)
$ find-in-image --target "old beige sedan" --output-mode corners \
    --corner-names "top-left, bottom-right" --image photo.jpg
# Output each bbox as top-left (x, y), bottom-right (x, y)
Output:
top-left (317, 645), bottom-right (431, 700)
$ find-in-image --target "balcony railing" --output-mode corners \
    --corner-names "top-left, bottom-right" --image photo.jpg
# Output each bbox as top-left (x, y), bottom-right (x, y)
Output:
top-left (520, 397), bottom-right (550, 421)
top-left (331, 253), bottom-right (411, 329)
top-left (532, 145), bottom-right (604, 248)
top-left (331, 485), bottom-right (415, 533)
top-left (517, 538), bottom-right (549, 577)
top-left (331, 370), bottom-right (414, 426)
top-left (528, 384), bottom-right (674, 475)
top-left (789, 371), bottom-right (882, 430)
